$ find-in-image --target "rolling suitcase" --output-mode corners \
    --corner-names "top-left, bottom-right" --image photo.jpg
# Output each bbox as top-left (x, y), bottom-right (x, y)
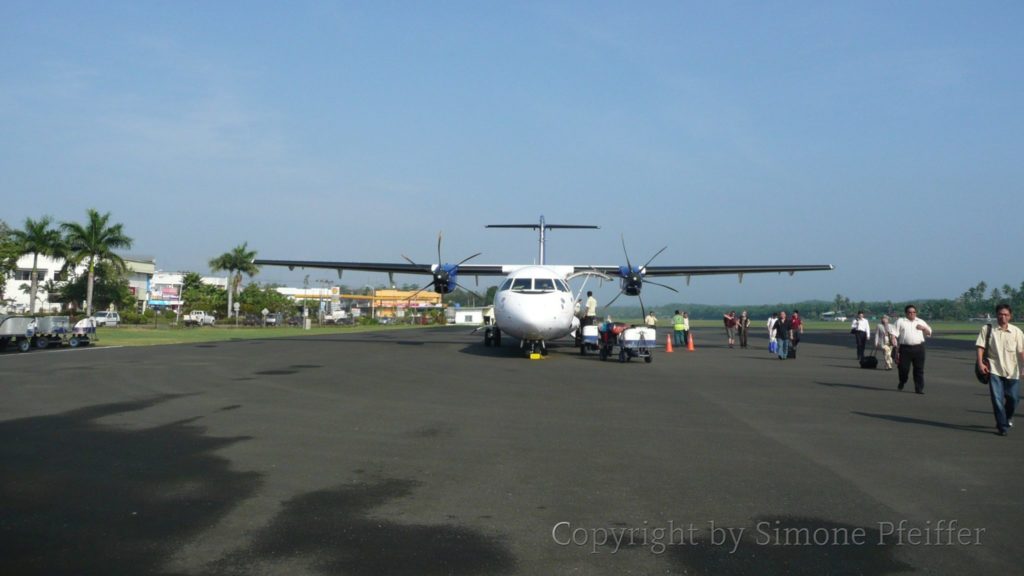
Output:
top-left (860, 352), bottom-right (878, 369)
top-left (787, 346), bottom-right (796, 359)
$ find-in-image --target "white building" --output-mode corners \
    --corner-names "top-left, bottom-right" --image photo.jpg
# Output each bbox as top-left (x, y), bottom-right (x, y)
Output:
top-left (2, 254), bottom-right (156, 313)
top-left (2, 254), bottom-right (70, 313)
top-left (447, 306), bottom-right (486, 326)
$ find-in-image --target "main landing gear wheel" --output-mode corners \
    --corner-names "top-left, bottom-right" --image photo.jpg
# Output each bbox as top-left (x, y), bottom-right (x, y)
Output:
top-left (493, 328), bottom-right (501, 347)
top-left (69, 337), bottom-right (81, 348)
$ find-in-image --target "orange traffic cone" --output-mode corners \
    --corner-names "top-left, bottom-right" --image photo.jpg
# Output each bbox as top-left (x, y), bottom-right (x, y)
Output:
top-left (665, 334), bottom-right (674, 353)
top-left (687, 332), bottom-right (695, 351)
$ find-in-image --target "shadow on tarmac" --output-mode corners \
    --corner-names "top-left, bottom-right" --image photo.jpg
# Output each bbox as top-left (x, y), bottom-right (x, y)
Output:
top-left (851, 412), bottom-right (994, 435)
top-left (0, 397), bottom-right (518, 575)
top-left (0, 396), bottom-right (261, 576)
top-left (214, 478), bottom-right (516, 576)
top-left (815, 381), bottom-right (896, 393)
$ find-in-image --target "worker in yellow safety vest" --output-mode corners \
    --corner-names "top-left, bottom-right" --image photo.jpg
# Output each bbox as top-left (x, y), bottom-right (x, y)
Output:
top-left (672, 310), bottom-right (686, 347)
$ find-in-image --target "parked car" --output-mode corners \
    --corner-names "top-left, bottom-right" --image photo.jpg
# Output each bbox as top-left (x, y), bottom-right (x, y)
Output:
top-left (92, 311), bottom-right (121, 327)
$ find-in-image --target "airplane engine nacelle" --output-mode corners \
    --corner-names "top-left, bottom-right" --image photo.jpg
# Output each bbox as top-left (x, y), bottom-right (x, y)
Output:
top-left (433, 265), bottom-right (459, 294)
top-left (618, 266), bottom-right (643, 296)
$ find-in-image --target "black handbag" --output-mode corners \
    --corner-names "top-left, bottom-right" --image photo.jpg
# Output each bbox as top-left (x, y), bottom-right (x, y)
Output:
top-left (975, 324), bottom-right (993, 384)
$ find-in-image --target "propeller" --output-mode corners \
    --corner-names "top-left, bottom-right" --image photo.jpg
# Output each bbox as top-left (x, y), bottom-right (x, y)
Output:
top-left (608, 235), bottom-right (678, 318)
top-left (403, 232), bottom-right (484, 301)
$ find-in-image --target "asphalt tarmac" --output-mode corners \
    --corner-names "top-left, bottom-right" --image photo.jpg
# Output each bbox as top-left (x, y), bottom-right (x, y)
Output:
top-left (0, 325), bottom-right (1018, 575)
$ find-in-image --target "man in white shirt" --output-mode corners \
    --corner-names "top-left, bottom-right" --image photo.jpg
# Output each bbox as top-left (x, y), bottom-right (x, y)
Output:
top-left (644, 311), bottom-right (657, 328)
top-left (851, 311), bottom-right (871, 362)
top-left (976, 303), bottom-right (1024, 436)
top-left (584, 291), bottom-right (597, 327)
top-left (894, 304), bottom-right (932, 393)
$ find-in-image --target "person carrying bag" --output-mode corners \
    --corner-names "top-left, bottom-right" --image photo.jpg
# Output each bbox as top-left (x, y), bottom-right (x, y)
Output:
top-left (975, 304), bottom-right (1024, 436)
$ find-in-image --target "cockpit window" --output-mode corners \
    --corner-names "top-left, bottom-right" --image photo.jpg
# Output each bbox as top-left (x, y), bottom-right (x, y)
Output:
top-left (505, 276), bottom-right (569, 293)
top-left (534, 278), bottom-right (555, 292)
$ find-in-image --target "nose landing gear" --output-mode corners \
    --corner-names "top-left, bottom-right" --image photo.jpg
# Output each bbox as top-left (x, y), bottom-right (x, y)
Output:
top-left (521, 340), bottom-right (548, 358)
top-left (484, 327), bottom-right (502, 347)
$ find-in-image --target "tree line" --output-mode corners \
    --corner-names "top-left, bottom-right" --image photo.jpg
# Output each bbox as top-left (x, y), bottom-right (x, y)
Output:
top-left (606, 282), bottom-right (1024, 322)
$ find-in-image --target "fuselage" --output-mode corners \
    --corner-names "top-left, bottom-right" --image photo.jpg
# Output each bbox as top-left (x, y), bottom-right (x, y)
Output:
top-left (493, 265), bottom-right (577, 342)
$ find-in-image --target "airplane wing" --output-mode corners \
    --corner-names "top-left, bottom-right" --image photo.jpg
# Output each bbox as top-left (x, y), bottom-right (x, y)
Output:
top-left (569, 263), bottom-right (834, 310)
top-left (580, 264), bottom-right (835, 277)
top-left (254, 259), bottom-right (833, 279)
top-left (253, 259), bottom-right (508, 276)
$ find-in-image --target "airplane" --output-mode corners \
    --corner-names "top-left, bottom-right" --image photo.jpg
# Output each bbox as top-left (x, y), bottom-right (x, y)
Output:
top-left (254, 216), bottom-right (834, 357)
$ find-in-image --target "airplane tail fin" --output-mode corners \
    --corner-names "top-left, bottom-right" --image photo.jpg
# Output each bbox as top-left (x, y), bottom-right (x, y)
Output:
top-left (486, 216), bottom-right (599, 265)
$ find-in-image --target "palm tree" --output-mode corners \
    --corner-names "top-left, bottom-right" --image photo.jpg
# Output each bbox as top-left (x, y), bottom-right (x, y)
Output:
top-left (209, 243), bottom-right (259, 318)
top-left (61, 209), bottom-right (133, 317)
top-left (10, 216), bottom-right (63, 313)
top-left (181, 271), bottom-right (204, 294)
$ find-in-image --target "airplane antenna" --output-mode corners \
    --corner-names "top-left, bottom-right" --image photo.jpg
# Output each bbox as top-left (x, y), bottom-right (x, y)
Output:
top-left (486, 215), bottom-right (599, 265)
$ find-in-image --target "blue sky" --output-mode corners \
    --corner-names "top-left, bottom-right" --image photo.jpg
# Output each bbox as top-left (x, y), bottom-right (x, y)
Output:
top-left (2, 1), bottom-right (1022, 305)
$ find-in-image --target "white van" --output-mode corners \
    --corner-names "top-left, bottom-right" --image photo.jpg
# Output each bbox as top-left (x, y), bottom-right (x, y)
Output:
top-left (92, 311), bottom-right (121, 327)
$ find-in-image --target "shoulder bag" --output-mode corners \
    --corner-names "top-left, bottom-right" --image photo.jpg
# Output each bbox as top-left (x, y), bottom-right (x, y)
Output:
top-left (975, 324), bottom-right (993, 384)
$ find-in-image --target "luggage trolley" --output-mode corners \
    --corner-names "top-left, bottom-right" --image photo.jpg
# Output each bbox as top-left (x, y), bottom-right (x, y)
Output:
top-left (597, 321), bottom-right (628, 361)
top-left (579, 324), bottom-right (601, 355)
top-left (594, 322), bottom-right (656, 363)
top-left (617, 326), bottom-right (657, 363)
top-left (69, 317), bottom-right (97, 347)
top-left (32, 316), bottom-right (70, 349)
top-left (0, 315), bottom-right (36, 353)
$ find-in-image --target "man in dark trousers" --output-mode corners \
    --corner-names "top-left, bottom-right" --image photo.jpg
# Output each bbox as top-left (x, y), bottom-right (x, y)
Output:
top-left (851, 311), bottom-right (870, 362)
top-left (790, 310), bottom-right (804, 349)
top-left (895, 305), bottom-right (932, 394)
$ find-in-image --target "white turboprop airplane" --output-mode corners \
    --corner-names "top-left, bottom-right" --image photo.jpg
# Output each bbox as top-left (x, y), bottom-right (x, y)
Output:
top-left (254, 216), bottom-right (833, 356)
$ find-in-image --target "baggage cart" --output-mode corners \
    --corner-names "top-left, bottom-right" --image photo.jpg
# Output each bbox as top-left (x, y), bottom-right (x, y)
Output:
top-left (69, 318), bottom-right (97, 347)
top-left (31, 316), bottom-right (70, 349)
top-left (0, 315), bottom-right (36, 353)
